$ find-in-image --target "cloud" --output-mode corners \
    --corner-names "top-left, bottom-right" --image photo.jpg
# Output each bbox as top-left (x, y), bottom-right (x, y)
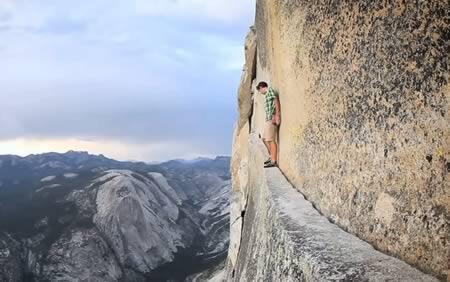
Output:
top-left (135, 0), bottom-right (255, 24)
top-left (0, 0), bottom-right (254, 160)
top-left (197, 33), bottom-right (245, 71)
top-left (0, 138), bottom-right (217, 162)
top-left (0, 0), bottom-right (15, 17)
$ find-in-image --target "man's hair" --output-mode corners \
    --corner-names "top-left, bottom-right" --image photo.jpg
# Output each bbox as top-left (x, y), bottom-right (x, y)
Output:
top-left (256, 81), bottom-right (268, 90)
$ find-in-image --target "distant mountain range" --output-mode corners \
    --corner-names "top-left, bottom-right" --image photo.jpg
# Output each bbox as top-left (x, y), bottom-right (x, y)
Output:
top-left (0, 151), bottom-right (231, 282)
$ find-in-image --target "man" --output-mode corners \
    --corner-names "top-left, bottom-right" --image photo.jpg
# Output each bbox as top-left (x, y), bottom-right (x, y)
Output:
top-left (256, 81), bottom-right (280, 168)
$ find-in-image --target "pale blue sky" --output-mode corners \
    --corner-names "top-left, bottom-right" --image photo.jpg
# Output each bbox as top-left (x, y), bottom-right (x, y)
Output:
top-left (0, 0), bottom-right (255, 161)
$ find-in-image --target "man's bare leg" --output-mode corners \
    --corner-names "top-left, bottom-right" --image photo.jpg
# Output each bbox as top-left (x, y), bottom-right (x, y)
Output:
top-left (270, 141), bottom-right (278, 163)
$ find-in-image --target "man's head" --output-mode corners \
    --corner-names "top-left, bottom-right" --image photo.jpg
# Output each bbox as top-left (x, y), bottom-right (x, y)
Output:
top-left (256, 81), bottom-right (269, 94)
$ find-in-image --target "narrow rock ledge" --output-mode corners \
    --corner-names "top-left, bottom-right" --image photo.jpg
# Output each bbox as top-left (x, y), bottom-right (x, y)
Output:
top-left (226, 134), bottom-right (438, 282)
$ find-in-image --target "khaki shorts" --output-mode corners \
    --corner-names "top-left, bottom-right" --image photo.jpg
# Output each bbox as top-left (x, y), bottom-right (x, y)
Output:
top-left (263, 121), bottom-right (278, 142)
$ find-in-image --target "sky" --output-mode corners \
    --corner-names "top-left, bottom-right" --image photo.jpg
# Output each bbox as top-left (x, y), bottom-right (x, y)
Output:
top-left (0, 0), bottom-right (256, 162)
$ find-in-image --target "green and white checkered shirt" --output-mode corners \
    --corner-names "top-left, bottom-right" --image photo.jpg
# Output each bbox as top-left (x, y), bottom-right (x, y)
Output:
top-left (264, 87), bottom-right (279, 121)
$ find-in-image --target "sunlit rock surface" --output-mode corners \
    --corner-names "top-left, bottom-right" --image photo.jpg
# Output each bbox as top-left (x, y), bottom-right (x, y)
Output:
top-left (93, 170), bottom-right (186, 273)
top-left (226, 0), bottom-right (448, 280)
top-left (225, 135), bottom-right (438, 281)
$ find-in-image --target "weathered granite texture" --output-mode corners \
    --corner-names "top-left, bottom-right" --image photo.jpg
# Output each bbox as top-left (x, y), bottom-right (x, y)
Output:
top-left (0, 234), bottom-right (23, 282)
top-left (226, 134), bottom-right (438, 281)
top-left (237, 27), bottom-right (257, 132)
top-left (41, 228), bottom-right (122, 281)
top-left (227, 0), bottom-right (448, 279)
top-left (0, 153), bottom-right (232, 281)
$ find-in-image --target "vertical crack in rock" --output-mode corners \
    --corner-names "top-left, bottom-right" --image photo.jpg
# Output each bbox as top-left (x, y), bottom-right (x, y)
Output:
top-left (237, 27), bottom-right (258, 133)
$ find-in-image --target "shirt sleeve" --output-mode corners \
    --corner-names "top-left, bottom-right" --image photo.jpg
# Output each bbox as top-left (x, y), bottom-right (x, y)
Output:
top-left (272, 88), bottom-right (279, 97)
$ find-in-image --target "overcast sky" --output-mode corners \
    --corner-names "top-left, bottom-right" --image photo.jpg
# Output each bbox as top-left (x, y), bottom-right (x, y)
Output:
top-left (0, 0), bottom-right (255, 161)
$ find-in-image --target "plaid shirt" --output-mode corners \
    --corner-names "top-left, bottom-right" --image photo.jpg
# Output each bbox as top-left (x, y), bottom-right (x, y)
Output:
top-left (264, 87), bottom-right (279, 121)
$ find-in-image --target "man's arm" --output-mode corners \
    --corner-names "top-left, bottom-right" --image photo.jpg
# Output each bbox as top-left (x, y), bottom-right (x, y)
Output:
top-left (273, 97), bottom-right (281, 125)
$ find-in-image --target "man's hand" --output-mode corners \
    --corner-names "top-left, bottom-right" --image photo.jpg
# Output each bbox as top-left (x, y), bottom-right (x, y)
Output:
top-left (273, 97), bottom-right (281, 125)
top-left (272, 113), bottom-right (281, 125)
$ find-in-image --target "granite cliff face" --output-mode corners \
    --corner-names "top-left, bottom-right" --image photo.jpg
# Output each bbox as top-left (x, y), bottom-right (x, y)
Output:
top-left (227, 0), bottom-right (448, 281)
top-left (0, 152), bottom-right (231, 281)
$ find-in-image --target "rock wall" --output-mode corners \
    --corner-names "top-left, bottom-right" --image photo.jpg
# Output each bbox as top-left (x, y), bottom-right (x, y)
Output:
top-left (226, 134), bottom-right (438, 281)
top-left (227, 0), bottom-right (449, 280)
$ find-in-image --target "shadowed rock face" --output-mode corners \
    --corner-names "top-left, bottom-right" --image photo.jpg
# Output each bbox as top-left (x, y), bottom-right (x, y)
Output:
top-left (41, 228), bottom-right (122, 281)
top-left (228, 0), bottom-right (448, 280)
top-left (0, 235), bottom-right (23, 282)
top-left (0, 152), bottom-right (231, 281)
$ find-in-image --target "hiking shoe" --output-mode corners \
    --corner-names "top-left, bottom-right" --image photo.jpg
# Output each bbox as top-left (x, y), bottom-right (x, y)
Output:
top-left (264, 158), bottom-right (272, 165)
top-left (264, 161), bottom-right (277, 168)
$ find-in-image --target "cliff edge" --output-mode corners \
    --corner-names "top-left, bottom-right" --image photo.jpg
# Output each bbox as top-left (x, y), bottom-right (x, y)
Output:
top-left (226, 0), bottom-right (449, 281)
